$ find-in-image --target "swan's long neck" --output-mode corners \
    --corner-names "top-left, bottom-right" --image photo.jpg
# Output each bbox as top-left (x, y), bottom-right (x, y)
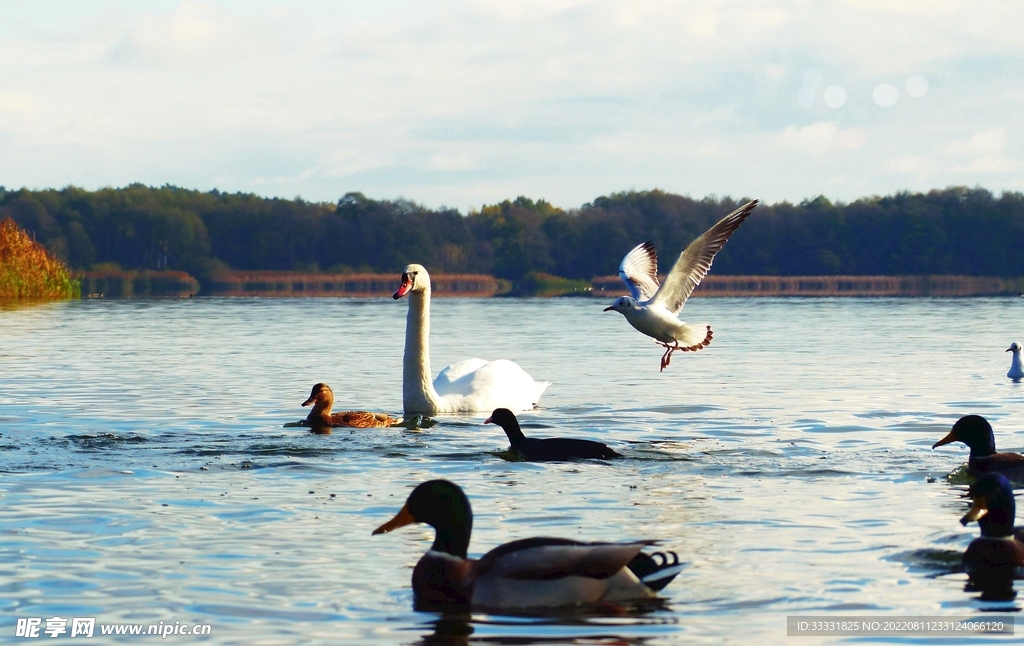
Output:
top-left (404, 287), bottom-right (441, 413)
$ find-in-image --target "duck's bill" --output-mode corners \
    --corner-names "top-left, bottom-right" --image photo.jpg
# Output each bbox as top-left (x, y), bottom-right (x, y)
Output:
top-left (373, 504), bottom-right (416, 535)
top-left (301, 397), bottom-right (315, 407)
top-left (393, 274), bottom-right (412, 299)
top-left (960, 498), bottom-right (988, 526)
top-left (932, 430), bottom-right (957, 449)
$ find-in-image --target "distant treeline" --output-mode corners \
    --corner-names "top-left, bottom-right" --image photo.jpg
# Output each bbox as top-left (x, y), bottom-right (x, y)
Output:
top-left (2, 184), bottom-right (1023, 292)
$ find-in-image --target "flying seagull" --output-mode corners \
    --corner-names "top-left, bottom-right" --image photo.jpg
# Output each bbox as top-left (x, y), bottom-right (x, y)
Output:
top-left (604, 200), bottom-right (759, 371)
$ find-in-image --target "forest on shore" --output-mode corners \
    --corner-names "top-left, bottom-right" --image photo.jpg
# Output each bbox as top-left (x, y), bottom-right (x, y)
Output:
top-left (2, 184), bottom-right (1022, 293)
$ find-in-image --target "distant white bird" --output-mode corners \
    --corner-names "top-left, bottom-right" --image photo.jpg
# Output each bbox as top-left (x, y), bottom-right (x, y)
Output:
top-left (604, 200), bottom-right (759, 371)
top-left (1007, 342), bottom-right (1024, 381)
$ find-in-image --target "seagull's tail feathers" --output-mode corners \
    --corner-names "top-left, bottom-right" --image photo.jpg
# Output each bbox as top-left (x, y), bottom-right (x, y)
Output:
top-left (670, 323), bottom-right (713, 351)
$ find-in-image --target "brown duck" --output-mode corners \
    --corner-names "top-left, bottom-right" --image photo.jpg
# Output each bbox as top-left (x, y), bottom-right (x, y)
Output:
top-left (301, 383), bottom-right (401, 428)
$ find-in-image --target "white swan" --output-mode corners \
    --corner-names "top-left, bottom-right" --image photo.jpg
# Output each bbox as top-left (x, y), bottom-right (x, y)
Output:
top-left (392, 264), bottom-right (550, 414)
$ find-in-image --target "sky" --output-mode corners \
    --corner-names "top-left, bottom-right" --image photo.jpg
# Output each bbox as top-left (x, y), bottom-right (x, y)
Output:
top-left (0, 0), bottom-right (1021, 212)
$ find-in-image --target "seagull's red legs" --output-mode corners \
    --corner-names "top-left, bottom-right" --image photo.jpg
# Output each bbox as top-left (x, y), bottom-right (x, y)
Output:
top-left (656, 341), bottom-right (680, 372)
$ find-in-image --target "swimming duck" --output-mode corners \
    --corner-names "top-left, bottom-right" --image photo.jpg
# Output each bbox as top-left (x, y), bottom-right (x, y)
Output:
top-left (372, 479), bottom-right (683, 609)
top-left (484, 408), bottom-right (620, 461)
top-left (959, 473), bottom-right (1024, 580)
top-left (301, 383), bottom-right (401, 428)
top-left (932, 415), bottom-right (1024, 479)
top-left (1007, 343), bottom-right (1024, 381)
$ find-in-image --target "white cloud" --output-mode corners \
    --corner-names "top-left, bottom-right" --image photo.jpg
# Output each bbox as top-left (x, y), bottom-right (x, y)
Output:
top-left (693, 138), bottom-right (727, 158)
top-left (695, 104), bottom-right (741, 125)
top-left (953, 156), bottom-right (1023, 173)
top-left (423, 151), bottom-right (477, 171)
top-left (837, 128), bottom-right (867, 149)
top-left (684, 10), bottom-right (719, 38)
top-left (764, 64), bottom-right (786, 80)
top-left (0, 1), bottom-right (1021, 207)
top-left (884, 155), bottom-right (940, 174)
top-left (0, 92), bottom-right (36, 112)
top-left (944, 128), bottom-right (1007, 157)
top-left (781, 122), bottom-right (839, 154)
top-left (844, 0), bottom-right (961, 16)
top-left (943, 128), bottom-right (1021, 174)
top-left (780, 122), bottom-right (866, 154)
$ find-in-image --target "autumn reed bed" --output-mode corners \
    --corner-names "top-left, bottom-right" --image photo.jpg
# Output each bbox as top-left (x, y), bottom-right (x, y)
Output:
top-left (591, 274), bottom-right (1024, 297)
top-left (0, 217), bottom-right (80, 300)
top-left (207, 271), bottom-right (502, 297)
top-left (77, 269), bottom-right (200, 298)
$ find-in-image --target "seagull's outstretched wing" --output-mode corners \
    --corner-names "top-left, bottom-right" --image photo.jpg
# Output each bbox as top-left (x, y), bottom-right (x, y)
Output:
top-left (618, 241), bottom-right (660, 301)
top-left (650, 200), bottom-right (759, 314)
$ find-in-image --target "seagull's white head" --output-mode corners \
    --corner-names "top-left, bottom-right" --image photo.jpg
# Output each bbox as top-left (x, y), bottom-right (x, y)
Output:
top-left (1007, 342), bottom-right (1021, 354)
top-left (603, 296), bottom-right (637, 315)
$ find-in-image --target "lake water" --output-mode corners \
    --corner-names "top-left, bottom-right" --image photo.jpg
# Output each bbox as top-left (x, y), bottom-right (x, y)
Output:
top-left (2, 296), bottom-right (1024, 644)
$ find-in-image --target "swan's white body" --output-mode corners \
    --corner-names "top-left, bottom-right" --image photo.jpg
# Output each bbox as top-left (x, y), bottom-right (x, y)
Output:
top-left (604, 200), bottom-right (759, 371)
top-left (1007, 342), bottom-right (1024, 381)
top-left (394, 264), bottom-right (549, 414)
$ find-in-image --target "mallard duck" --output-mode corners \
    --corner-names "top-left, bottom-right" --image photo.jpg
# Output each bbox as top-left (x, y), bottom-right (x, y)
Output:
top-left (959, 473), bottom-right (1024, 579)
top-left (485, 408), bottom-right (620, 461)
top-left (301, 383), bottom-right (401, 428)
top-left (932, 415), bottom-right (1024, 479)
top-left (372, 479), bottom-right (683, 609)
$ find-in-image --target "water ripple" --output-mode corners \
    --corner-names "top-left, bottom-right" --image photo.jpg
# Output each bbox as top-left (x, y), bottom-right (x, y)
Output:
top-left (3, 297), bottom-right (1024, 642)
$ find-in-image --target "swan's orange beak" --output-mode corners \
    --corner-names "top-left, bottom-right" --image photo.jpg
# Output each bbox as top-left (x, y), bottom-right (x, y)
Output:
top-left (393, 273), bottom-right (412, 299)
top-left (373, 504), bottom-right (416, 535)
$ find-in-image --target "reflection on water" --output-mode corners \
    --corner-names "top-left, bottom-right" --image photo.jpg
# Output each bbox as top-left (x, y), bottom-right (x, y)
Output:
top-left (2, 297), bottom-right (1024, 643)
top-left (414, 605), bottom-right (677, 645)
top-left (966, 578), bottom-right (1019, 603)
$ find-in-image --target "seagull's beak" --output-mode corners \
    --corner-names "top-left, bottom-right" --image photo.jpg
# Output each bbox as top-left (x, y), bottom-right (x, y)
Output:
top-left (932, 430), bottom-right (958, 449)
top-left (960, 497), bottom-right (988, 526)
top-left (1007, 347), bottom-right (1014, 352)
top-left (373, 504), bottom-right (416, 535)
top-left (603, 305), bottom-right (615, 312)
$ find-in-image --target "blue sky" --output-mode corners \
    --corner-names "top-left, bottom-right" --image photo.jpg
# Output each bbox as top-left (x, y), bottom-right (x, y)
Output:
top-left (0, 0), bottom-right (1021, 211)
